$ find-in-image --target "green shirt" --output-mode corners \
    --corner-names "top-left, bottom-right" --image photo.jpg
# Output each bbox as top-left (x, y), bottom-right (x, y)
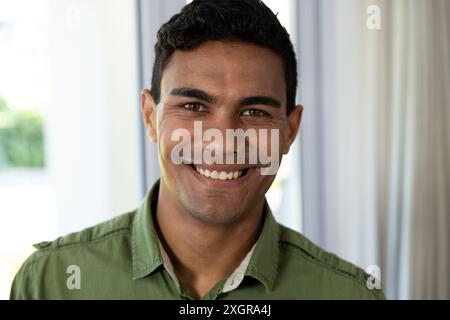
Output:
top-left (10, 180), bottom-right (385, 300)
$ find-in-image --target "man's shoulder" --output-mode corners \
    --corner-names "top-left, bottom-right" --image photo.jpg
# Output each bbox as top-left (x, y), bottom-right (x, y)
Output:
top-left (29, 210), bottom-right (137, 261)
top-left (10, 210), bottom-right (138, 299)
top-left (278, 225), bottom-right (368, 282)
top-left (277, 224), bottom-right (385, 299)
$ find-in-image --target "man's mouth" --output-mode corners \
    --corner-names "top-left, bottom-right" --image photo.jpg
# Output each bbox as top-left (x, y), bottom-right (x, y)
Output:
top-left (189, 164), bottom-right (251, 181)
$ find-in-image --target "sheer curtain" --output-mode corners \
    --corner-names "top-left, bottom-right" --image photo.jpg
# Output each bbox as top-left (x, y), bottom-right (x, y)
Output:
top-left (297, 0), bottom-right (450, 299)
top-left (398, 0), bottom-right (450, 299)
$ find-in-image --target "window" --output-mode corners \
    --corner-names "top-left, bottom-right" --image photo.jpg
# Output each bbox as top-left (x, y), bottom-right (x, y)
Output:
top-left (0, 0), bottom-right (142, 299)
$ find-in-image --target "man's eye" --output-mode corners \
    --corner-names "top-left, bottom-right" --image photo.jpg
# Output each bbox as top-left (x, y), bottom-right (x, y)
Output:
top-left (241, 109), bottom-right (269, 117)
top-left (182, 103), bottom-right (205, 112)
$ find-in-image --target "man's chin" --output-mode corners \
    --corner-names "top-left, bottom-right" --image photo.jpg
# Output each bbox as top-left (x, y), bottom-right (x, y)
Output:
top-left (181, 195), bottom-right (247, 225)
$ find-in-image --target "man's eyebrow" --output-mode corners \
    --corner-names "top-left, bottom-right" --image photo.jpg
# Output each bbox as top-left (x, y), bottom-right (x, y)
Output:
top-left (170, 87), bottom-right (217, 103)
top-left (239, 96), bottom-right (281, 108)
top-left (169, 88), bottom-right (280, 108)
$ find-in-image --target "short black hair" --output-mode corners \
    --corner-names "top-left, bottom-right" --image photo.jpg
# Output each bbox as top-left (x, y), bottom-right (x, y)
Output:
top-left (151, 0), bottom-right (297, 115)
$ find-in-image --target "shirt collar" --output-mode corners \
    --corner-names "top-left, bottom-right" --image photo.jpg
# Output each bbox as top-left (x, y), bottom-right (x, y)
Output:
top-left (222, 243), bottom-right (256, 293)
top-left (131, 179), bottom-right (281, 292)
top-left (244, 201), bottom-right (280, 292)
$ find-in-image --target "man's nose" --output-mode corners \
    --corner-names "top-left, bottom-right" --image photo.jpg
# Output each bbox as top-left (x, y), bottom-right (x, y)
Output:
top-left (202, 112), bottom-right (241, 153)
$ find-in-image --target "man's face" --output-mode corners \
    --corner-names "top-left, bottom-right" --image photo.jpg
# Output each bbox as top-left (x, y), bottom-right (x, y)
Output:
top-left (142, 41), bottom-right (302, 225)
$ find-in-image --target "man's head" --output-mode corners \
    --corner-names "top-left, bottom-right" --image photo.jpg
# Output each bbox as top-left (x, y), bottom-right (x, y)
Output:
top-left (141, 0), bottom-right (302, 225)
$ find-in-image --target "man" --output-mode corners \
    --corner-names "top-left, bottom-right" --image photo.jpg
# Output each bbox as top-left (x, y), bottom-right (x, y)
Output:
top-left (11, 0), bottom-right (384, 299)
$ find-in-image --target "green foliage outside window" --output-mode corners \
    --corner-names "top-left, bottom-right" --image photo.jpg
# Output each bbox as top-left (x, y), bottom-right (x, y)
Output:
top-left (0, 97), bottom-right (45, 169)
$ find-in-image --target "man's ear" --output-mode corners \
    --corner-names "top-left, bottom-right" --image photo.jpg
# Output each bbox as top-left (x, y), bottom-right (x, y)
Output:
top-left (140, 89), bottom-right (158, 142)
top-left (282, 104), bottom-right (303, 154)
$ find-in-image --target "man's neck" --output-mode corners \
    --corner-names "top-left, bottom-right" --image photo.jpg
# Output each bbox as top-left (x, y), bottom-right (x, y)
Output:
top-left (154, 183), bottom-right (265, 299)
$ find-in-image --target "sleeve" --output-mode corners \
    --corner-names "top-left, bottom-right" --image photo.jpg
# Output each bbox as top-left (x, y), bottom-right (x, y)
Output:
top-left (9, 256), bottom-right (37, 300)
top-left (368, 286), bottom-right (387, 300)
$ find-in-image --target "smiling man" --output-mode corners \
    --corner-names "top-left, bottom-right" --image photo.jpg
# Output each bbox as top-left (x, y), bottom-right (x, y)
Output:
top-left (10, 0), bottom-right (384, 300)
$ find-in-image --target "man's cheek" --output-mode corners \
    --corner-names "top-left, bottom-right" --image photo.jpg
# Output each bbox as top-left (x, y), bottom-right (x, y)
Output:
top-left (162, 129), bottom-right (195, 170)
top-left (157, 128), bottom-right (178, 165)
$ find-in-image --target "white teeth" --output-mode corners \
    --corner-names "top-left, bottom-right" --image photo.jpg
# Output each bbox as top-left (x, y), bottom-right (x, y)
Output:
top-left (195, 166), bottom-right (244, 180)
top-left (219, 171), bottom-right (228, 180)
top-left (211, 170), bottom-right (219, 179)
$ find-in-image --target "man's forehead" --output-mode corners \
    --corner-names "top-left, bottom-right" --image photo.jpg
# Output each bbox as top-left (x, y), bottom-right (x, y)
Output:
top-left (160, 41), bottom-right (286, 99)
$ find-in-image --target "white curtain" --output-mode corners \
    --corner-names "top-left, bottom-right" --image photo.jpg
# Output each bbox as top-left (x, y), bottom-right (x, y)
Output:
top-left (399, 0), bottom-right (450, 299)
top-left (297, 0), bottom-right (450, 299)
